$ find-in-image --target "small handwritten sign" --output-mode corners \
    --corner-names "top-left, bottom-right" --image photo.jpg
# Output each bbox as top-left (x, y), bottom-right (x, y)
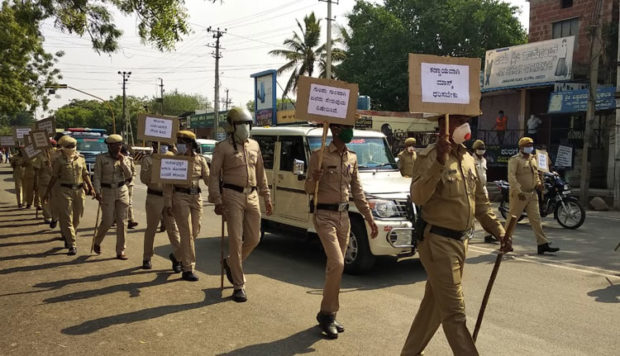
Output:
top-left (555, 145), bottom-right (573, 168)
top-left (14, 127), bottom-right (32, 141)
top-left (150, 154), bottom-right (192, 185)
top-left (536, 149), bottom-right (550, 173)
top-left (420, 63), bottom-right (470, 104)
top-left (307, 84), bottom-right (351, 119)
top-left (137, 114), bottom-right (179, 144)
top-left (295, 76), bottom-right (358, 125)
top-left (35, 117), bottom-right (56, 136)
top-left (0, 135), bottom-right (15, 147)
top-left (31, 130), bottom-right (50, 149)
top-left (23, 144), bottom-right (41, 159)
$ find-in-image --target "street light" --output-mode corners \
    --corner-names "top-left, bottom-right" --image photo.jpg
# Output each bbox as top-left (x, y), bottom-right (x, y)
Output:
top-left (46, 84), bottom-right (117, 133)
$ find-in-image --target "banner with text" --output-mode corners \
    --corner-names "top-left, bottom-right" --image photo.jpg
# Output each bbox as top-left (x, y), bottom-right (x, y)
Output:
top-left (0, 136), bottom-right (16, 147)
top-left (295, 76), bottom-right (358, 125)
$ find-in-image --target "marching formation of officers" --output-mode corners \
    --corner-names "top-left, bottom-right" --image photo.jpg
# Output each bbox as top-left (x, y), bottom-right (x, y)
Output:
top-left (7, 108), bottom-right (562, 350)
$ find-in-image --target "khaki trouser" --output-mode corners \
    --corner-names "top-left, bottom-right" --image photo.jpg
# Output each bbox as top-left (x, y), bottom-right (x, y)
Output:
top-left (143, 192), bottom-right (181, 261)
top-left (58, 186), bottom-right (85, 248)
top-left (222, 188), bottom-right (261, 290)
top-left (13, 174), bottom-right (23, 206)
top-left (313, 209), bottom-right (350, 314)
top-left (508, 190), bottom-right (549, 245)
top-left (171, 191), bottom-right (202, 272)
top-left (401, 227), bottom-right (478, 356)
top-left (94, 186), bottom-right (129, 255)
top-left (22, 176), bottom-right (35, 207)
top-left (128, 185), bottom-right (135, 221)
top-left (37, 176), bottom-right (52, 220)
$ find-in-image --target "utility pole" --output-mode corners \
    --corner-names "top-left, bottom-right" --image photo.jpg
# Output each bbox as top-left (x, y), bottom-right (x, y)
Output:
top-left (614, 2), bottom-right (620, 209)
top-left (158, 78), bottom-right (164, 115)
top-left (319, 0), bottom-right (337, 79)
top-left (222, 89), bottom-right (232, 110)
top-left (207, 26), bottom-right (226, 140)
top-left (579, 0), bottom-right (603, 206)
top-left (118, 71), bottom-right (131, 143)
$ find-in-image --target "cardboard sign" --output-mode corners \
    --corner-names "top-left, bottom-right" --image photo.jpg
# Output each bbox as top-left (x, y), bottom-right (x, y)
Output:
top-left (0, 135), bottom-right (16, 147)
top-left (137, 114), bottom-right (179, 144)
top-left (35, 117), bottom-right (56, 136)
top-left (150, 154), bottom-right (193, 185)
top-left (409, 54), bottom-right (481, 116)
top-left (23, 144), bottom-right (41, 160)
top-left (535, 149), bottom-right (550, 173)
top-left (30, 130), bottom-right (50, 149)
top-left (555, 145), bottom-right (573, 168)
top-left (14, 127), bottom-right (32, 141)
top-left (295, 76), bottom-right (358, 125)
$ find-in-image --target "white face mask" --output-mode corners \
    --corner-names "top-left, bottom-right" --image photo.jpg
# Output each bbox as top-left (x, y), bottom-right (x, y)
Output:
top-left (451, 123), bottom-right (471, 145)
top-left (522, 146), bottom-right (534, 154)
top-left (234, 123), bottom-right (250, 142)
top-left (407, 146), bottom-right (415, 153)
top-left (476, 149), bottom-right (486, 156)
top-left (176, 143), bottom-right (187, 154)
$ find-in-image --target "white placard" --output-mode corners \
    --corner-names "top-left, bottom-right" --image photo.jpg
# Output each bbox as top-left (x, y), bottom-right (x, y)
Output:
top-left (23, 144), bottom-right (41, 159)
top-left (145, 116), bottom-right (174, 139)
top-left (556, 145), bottom-right (573, 167)
top-left (307, 83), bottom-right (351, 119)
top-left (15, 127), bottom-right (31, 139)
top-left (0, 136), bottom-right (15, 146)
top-left (537, 152), bottom-right (547, 169)
top-left (160, 158), bottom-right (188, 180)
top-left (420, 62), bottom-right (470, 104)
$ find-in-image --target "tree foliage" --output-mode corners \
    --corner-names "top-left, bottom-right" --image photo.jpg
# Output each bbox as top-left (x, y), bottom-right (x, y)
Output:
top-left (336, 0), bottom-right (527, 111)
top-left (146, 90), bottom-right (212, 117)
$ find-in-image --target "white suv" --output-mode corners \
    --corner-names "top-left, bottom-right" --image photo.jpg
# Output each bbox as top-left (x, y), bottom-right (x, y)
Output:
top-left (252, 126), bottom-right (417, 274)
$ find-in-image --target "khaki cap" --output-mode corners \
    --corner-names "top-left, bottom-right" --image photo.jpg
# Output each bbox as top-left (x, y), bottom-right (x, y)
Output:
top-left (472, 139), bottom-right (485, 149)
top-left (177, 130), bottom-right (196, 140)
top-left (518, 137), bottom-right (534, 147)
top-left (106, 134), bottom-right (123, 144)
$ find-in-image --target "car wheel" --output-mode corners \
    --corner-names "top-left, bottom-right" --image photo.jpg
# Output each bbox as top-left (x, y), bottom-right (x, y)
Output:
top-left (344, 215), bottom-right (375, 275)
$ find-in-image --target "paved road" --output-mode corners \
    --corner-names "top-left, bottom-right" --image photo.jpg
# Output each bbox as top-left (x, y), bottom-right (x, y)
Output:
top-left (0, 164), bottom-right (618, 355)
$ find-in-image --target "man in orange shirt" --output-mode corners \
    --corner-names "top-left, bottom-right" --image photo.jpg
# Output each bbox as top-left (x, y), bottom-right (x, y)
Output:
top-left (494, 110), bottom-right (508, 145)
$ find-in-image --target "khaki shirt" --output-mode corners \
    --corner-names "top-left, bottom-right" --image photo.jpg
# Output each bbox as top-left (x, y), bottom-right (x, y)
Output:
top-left (93, 153), bottom-right (132, 195)
top-left (473, 154), bottom-right (487, 186)
top-left (126, 156), bottom-right (136, 187)
top-left (208, 137), bottom-right (270, 206)
top-left (397, 150), bottom-right (416, 177)
top-left (32, 150), bottom-right (55, 182)
top-left (140, 154), bottom-right (163, 191)
top-left (507, 153), bottom-right (540, 195)
top-left (52, 153), bottom-right (89, 185)
top-left (410, 144), bottom-right (504, 236)
top-left (304, 142), bottom-right (373, 222)
top-left (164, 153), bottom-right (210, 207)
top-left (10, 154), bottom-right (25, 179)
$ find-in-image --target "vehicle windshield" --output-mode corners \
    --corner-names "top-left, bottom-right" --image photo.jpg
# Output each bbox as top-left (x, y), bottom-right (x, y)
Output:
top-left (200, 143), bottom-right (215, 154)
top-left (76, 139), bottom-right (107, 153)
top-left (308, 136), bottom-right (397, 170)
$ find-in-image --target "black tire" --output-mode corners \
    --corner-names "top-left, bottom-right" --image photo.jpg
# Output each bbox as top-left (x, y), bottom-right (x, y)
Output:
top-left (554, 197), bottom-right (585, 229)
top-left (344, 215), bottom-right (375, 275)
top-left (499, 200), bottom-right (525, 222)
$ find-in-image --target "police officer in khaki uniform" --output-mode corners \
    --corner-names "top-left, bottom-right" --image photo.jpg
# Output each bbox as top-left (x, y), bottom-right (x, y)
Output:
top-left (141, 143), bottom-right (182, 271)
top-left (32, 139), bottom-right (57, 223)
top-left (22, 153), bottom-right (36, 209)
top-left (401, 115), bottom-right (508, 356)
top-left (209, 107), bottom-right (272, 302)
top-left (122, 144), bottom-right (139, 229)
top-left (472, 139), bottom-right (498, 244)
top-left (397, 137), bottom-right (417, 177)
top-left (164, 130), bottom-right (209, 282)
top-left (92, 134), bottom-right (133, 259)
top-left (304, 124), bottom-right (378, 339)
top-left (508, 137), bottom-right (560, 255)
top-left (10, 147), bottom-right (26, 208)
top-left (44, 136), bottom-right (94, 255)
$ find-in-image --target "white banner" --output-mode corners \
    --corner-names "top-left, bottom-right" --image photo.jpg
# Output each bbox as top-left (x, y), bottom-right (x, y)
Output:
top-left (307, 84), bottom-right (350, 119)
top-left (421, 62), bottom-right (470, 104)
top-left (160, 158), bottom-right (188, 180)
top-left (145, 116), bottom-right (174, 139)
top-left (483, 36), bottom-right (575, 90)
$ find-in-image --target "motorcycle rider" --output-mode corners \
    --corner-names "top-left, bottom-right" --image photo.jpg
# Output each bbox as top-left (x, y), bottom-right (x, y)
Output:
top-left (507, 137), bottom-right (560, 255)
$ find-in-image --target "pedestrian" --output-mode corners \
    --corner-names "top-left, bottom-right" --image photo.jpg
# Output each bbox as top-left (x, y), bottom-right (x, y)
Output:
top-left (122, 144), bottom-right (138, 229)
top-left (44, 136), bottom-right (94, 255)
top-left (92, 134), bottom-right (133, 260)
top-left (140, 142), bottom-right (182, 271)
top-left (164, 130), bottom-right (209, 282)
top-left (401, 114), bottom-right (508, 356)
top-left (209, 107), bottom-right (272, 301)
top-left (9, 147), bottom-right (26, 208)
top-left (526, 114), bottom-right (542, 139)
top-left (32, 139), bottom-right (57, 224)
top-left (494, 110), bottom-right (508, 145)
top-left (507, 137), bottom-right (560, 255)
top-left (304, 123), bottom-right (378, 339)
top-left (397, 137), bottom-right (417, 178)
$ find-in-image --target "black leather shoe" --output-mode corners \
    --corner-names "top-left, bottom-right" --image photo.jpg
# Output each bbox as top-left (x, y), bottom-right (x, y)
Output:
top-left (316, 312), bottom-right (338, 339)
top-left (67, 247), bottom-right (77, 256)
top-left (26, 204), bottom-right (31, 209)
top-left (333, 319), bottom-right (345, 333)
top-left (232, 288), bottom-right (247, 303)
top-left (222, 258), bottom-right (234, 285)
top-left (182, 271), bottom-right (199, 282)
top-left (538, 243), bottom-right (560, 255)
top-left (93, 244), bottom-right (101, 255)
top-left (159, 224), bottom-right (166, 233)
top-left (117, 253), bottom-right (128, 260)
top-left (142, 260), bottom-right (152, 269)
top-left (49, 220), bottom-right (57, 229)
top-left (128, 221), bottom-right (138, 229)
top-left (169, 253), bottom-right (182, 273)
top-left (484, 235), bottom-right (499, 244)
top-left (64, 240), bottom-right (69, 249)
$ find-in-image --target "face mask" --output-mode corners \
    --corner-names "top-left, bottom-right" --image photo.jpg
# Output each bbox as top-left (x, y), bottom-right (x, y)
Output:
top-left (62, 147), bottom-right (76, 157)
top-left (338, 128), bottom-right (354, 143)
top-left (234, 123), bottom-right (250, 142)
top-left (522, 146), bottom-right (534, 154)
top-left (407, 146), bottom-right (415, 153)
top-left (176, 143), bottom-right (187, 155)
top-left (476, 149), bottom-right (486, 156)
top-left (451, 123), bottom-right (471, 145)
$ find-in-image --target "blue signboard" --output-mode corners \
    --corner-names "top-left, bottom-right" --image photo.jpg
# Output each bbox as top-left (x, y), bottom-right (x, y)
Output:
top-left (548, 86), bottom-right (616, 113)
top-left (250, 70), bottom-right (277, 126)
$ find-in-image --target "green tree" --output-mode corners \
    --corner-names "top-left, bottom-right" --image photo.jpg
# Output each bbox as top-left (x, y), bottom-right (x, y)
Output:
top-left (336, 0), bottom-right (527, 111)
top-left (0, 111), bottom-right (35, 135)
top-left (146, 90), bottom-right (212, 117)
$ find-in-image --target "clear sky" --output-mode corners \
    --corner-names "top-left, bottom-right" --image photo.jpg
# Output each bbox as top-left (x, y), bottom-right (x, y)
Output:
top-left (40, 0), bottom-right (529, 118)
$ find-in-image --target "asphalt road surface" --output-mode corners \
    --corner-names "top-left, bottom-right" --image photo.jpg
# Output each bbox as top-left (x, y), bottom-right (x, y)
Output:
top-left (0, 164), bottom-right (618, 355)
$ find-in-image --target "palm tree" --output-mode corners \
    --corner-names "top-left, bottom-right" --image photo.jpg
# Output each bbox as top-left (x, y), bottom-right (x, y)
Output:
top-left (269, 12), bottom-right (345, 100)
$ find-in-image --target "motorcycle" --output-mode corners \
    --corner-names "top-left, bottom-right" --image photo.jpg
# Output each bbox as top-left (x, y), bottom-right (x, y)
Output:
top-left (495, 171), bottom-right (586, 229)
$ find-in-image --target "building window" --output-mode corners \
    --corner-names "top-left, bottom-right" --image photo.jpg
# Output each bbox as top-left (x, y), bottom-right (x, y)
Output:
top-left (552, 18), bottom-right (579, 39)
top-left (561, 0), bottom-right (573, 8)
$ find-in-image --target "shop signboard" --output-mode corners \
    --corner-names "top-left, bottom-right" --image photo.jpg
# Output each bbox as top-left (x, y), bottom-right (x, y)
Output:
top-left (548, 86), bottom-right (616, 113)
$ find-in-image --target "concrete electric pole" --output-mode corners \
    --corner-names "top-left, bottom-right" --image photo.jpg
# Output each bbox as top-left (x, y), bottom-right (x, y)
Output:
top-left (118, 71), bottom-right (131, 144)
top-left (158, 78), bottom-right (164, 115)
top-left (207, 27), bottom-right (226, 140)
top-left (319, 0), bottom-right (337, 79)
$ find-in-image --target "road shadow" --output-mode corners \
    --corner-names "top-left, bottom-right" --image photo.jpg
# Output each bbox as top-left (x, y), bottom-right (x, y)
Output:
top-left (587, 283), bottom-right (619, 303)
top-left (0, 221), bottom-right (47, 228)
top-left (0, 236), bottom-right (60, 248)
top-left (62, 288), bottom-right (226, 335)
top-left (0, 229), bottom-right (58, 239)
top-left (217, 326), bottom-right (322, 356)
top-left (0, 255), bottom-right (115, 275)
top-left (1, 246), bottom-right (65, 261)
top-left (34, 266), bottom-right (146, 290)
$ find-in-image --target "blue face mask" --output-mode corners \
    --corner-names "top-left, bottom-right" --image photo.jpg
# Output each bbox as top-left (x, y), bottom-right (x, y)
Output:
top-left (523, 146), bottom-right (534, 154)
